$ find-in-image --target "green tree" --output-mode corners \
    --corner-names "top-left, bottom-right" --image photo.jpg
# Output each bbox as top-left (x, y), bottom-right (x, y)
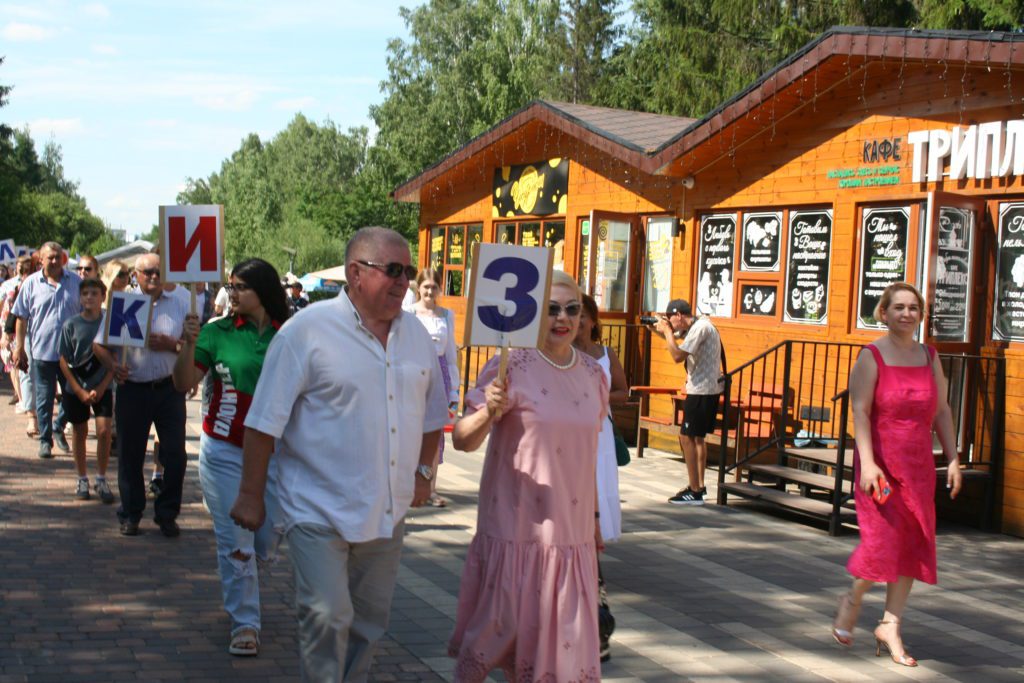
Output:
top-left (917, 0), bottom-right (1024, 30)
top-left (560, 0), bottom-right (621, 104)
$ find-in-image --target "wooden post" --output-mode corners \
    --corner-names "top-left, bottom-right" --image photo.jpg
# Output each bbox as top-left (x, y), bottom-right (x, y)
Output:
top-left (189, 283), bottom-right (197, 316)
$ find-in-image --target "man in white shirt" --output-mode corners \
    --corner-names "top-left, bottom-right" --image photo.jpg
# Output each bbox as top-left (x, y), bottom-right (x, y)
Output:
top-left (232, 226), bottom-right (447, 682)
top-left (93, 253), bottom-right (190, 537)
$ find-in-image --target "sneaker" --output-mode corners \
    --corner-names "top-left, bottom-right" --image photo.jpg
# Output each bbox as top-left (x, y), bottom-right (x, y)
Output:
top-left (148, 477), bottom-right (163, 498)
top-left (95, 479), bottom-right (115, 504)
top-left (38, 442), bottom-right (53, 459)
top-left (599, 637), bottom-right (611, 662)
top-left (53, 429), bottom-right (70, 453)
top-left (75, 479), bottom-right (90, 500)
top-left (668, 488), bottom-right (705, 506)
top-left (700, 486), bottom-right (708, 497)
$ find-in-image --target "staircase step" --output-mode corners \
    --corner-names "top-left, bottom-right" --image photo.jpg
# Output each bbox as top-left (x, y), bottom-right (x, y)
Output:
top-left (749, 464), bottom-right (848, 492)
top-left (784, 447), bottom-right (854, 468)
top-left (721, 482), bottom-right (855, 521)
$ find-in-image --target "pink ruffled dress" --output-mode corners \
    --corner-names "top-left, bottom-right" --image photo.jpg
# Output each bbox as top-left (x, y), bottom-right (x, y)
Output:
top-left (449, 348), bottom-right (608, 683)
top-left (847, 343), bottom-right (938, 585)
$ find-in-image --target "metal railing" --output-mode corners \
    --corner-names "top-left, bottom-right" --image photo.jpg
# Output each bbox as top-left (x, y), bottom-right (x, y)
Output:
top-left (459, 323), bottom-right (652, 410)
top-left (716, 341), bottom-right (1005, 531)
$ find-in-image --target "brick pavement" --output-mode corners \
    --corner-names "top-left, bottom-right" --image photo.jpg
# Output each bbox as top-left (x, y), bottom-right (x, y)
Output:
top-left (1, 380), bottom-right (1022, 682)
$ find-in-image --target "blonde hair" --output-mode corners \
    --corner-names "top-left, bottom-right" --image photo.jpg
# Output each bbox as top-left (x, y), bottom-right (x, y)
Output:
top-left (873, 282), bottom-right (925, 323)
top-left (102, 259), bottom-right (129, 293)
top-left (549, 270), bottom-right (581, 300)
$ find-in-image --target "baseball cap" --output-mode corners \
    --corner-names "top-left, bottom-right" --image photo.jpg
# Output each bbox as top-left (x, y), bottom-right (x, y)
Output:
top-left (666, 299), bottom-right (691, 316)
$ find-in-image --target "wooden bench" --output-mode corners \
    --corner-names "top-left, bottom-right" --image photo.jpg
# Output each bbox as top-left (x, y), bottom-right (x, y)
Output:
top-left (630, 386), bottom-right (751, 460)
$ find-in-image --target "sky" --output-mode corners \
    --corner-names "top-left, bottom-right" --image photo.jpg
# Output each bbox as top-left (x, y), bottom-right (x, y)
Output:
top-left (1, 0), bottom-right (413, 239)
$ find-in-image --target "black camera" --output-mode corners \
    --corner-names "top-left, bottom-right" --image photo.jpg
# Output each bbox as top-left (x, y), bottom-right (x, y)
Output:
top-left (639, 315), bottom-right (660, 325)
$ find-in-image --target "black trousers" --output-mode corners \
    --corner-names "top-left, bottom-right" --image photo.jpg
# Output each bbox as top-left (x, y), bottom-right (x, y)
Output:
top-left (115, 378), bottom-right (187, 524)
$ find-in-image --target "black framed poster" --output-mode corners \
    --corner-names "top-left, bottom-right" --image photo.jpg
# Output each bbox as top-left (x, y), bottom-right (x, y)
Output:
top-left (740, 284), bottom-right (778, 316)
top-left (857, 206), bottom-right (911, 329)
top-left (783, 209), bottom-right (832, 324)
top-left (740, 211), bottom-right (782, 272)
top-left (696, 213), bottom-right (736, 317)
top-left (932, 207), bottom-right (973, 342)
top-left (993, 202), bottom-right (1024, 341)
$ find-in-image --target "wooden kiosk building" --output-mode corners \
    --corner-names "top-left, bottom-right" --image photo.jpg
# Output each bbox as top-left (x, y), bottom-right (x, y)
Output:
top-left (394, 27), bottom-right (1024, 536)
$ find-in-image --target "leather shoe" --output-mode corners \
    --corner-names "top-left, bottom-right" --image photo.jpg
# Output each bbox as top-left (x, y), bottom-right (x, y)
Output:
top-left (119, 520), bottom-right (140, 536)
top-left (157, 519), bottom-right (180, 538)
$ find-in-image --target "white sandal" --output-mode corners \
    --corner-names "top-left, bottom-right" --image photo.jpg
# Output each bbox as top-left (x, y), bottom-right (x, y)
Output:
top-left (228, 627), bottom-right (259, 656)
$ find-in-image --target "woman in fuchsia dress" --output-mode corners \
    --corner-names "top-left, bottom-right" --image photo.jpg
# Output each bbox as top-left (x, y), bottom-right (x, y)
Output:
top-left (831, 283), bottom-right (962, 668)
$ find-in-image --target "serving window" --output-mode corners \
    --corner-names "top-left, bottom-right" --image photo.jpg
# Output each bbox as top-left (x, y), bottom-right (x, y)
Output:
top-left (694, 206), bottom-right (833, 326)
top-left (495, 220), bottom-right (566, 271)
top-left (427, 223), bottom-right (483, 296)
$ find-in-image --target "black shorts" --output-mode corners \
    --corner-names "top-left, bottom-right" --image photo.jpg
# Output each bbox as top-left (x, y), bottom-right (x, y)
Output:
top-left (681, 394), bottom-right (719, 437)
top-left (63, 387), bottom-right (113, 425)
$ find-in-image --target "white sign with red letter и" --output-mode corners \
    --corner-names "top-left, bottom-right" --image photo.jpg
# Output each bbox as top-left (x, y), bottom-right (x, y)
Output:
top-left (159, 205), bottom-right (225, 284)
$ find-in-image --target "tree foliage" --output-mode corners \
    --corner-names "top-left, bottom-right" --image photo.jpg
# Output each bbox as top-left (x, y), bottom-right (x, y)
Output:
top-left (177, 115), bottom-right (382, 274)
top-left (0, 59), bottom-right (121, 256)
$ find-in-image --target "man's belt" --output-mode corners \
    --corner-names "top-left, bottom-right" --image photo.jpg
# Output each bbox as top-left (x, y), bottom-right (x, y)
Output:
top-left (123, 375), bottom-right (174, 389)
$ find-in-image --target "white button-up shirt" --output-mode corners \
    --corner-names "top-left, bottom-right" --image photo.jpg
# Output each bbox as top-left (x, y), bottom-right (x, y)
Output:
top-left (94, 290), bottom-right (188, 382)
top-left (245, 288), bottom-right (449, 542)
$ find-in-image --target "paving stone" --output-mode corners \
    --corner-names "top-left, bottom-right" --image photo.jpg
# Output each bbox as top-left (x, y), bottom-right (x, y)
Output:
top-left (1, 385), bottom-right (1021, 681)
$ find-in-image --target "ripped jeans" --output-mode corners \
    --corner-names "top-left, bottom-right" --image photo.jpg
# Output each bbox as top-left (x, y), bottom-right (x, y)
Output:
top-left (198, 433), bottom-right (282, 635)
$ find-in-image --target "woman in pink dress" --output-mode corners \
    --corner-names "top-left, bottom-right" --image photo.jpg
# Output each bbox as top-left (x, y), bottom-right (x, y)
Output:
top-left (450, 270), bottom-right (607, 682)
top-left (832, 282), bottom-right (962, 667)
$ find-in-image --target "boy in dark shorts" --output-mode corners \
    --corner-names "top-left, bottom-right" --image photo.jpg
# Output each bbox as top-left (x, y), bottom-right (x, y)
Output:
top-left (59, 278), bottom-right (115, 503)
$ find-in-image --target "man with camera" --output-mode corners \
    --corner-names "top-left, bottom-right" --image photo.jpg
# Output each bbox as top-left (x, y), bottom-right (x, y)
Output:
top-left (650, 299), bottom-right (722, 506)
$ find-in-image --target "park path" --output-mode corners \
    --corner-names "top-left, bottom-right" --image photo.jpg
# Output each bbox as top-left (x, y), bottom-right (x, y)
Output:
top-left (1, 382), bottom-right (1022, 682)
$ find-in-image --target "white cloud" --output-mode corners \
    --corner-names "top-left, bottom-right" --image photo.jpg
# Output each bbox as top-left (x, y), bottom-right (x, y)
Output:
top-left (0, 4), bottom-right (55, 21)
top-left (1, 21), bottom-right (56, 41)
top-left (144, 118), bottom-right (179, 129)
top-left (27, 117), bottom-right (84, 136)
top-left (91, 43), bottom-right (118, 55)
top-left (274, 96), bottom-right (317, 111)
top-left (80, 2), bottom-right (109, 19)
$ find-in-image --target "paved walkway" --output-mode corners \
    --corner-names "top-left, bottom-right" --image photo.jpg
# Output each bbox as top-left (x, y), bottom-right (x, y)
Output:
top-left (1, 383), bottom-right (1022, 682)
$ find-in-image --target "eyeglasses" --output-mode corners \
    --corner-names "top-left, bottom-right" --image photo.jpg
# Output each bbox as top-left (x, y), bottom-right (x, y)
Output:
top-left (223, 283), bottom-right (252, 293)
top-left (356, 260), bottom-right (417, 280)
top-left (136, 268), bottom-right (161, 278)
top-left (77, 265), bottom-right (95, 273)
top-left (548, 302), bottom-right (582, 318)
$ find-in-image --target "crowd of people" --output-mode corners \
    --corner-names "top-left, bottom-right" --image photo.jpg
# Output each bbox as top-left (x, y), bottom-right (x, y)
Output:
top-left (0, 230), bottom-right (963, 682)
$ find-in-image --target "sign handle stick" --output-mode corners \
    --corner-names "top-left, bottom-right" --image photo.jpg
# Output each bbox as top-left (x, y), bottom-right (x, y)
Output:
top-left (495, 338), bottom-right (510, 420)
top-left (189, 283), bottom-right (197, 316)
top-left (118, 346), bottom-right (126, 367)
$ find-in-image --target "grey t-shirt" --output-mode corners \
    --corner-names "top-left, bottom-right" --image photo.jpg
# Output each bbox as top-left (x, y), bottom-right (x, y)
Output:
top-left (59, 313), bottom-right (106, 390)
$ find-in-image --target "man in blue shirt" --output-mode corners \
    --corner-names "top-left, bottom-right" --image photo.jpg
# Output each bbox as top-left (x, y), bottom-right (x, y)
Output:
top-left (13, 241), bottom-right (82, 458)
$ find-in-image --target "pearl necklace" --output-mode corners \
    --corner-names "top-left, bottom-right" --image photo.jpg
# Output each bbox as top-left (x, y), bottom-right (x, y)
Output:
top-left (537, 346), bottom-right (576, 370)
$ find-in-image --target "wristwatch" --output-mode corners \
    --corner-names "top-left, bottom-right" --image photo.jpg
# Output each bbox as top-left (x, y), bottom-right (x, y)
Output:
top-left (415, 464), bottom-right (434, 481)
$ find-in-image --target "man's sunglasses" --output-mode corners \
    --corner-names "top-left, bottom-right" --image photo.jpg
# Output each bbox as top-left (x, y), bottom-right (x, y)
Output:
top-left (223, 283), bottom-right (252, 293)
top-left (548, 302), bottom-right (582, 317)
top-left (356, 260), bottom-right (417, 280)
top-left (77, 265), bottom-right (95, 272)
top-left (115, 271), bottom-right (129, 278)
top-left (136, 268), bottom-right (161, 278)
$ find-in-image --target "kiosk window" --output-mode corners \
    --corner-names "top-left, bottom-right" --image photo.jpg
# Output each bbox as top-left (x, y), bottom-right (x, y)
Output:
top-left (643, 216), bottom-right (674, 313)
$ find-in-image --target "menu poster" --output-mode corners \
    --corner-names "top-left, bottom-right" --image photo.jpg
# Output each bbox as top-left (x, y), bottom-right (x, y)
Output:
top-left (697, 214), bottom-right (736, 317)
top-left (643, 216), bottom-right (675, 313)
top-left (857, 206), bottom-right (910, 329)
top-left (993, 202), bottom-right (1024, 341)
top-left (740, 284), bottom-right (778, 316)
top-left (932, 207), bottom-right (974, 342)
top-left (741, 211), bottom-right (782, 272)
top-left (784, 209), bottom-right (833, 324)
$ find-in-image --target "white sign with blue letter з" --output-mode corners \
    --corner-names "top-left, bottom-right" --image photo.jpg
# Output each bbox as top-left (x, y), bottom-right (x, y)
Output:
top-left (103, 290), bottom-right (153, 348)
top-left (464, 242), bottom-right (554, 349)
